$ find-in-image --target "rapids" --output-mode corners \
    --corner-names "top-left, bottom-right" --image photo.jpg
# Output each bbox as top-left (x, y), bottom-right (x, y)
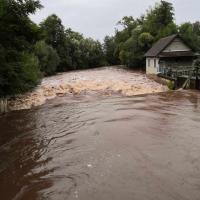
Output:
top-left (8, 66), bottom-right (167, 111)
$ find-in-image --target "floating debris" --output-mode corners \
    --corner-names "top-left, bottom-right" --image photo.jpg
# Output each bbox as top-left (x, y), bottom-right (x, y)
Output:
top-left (87, 164), bottom-right (93, 168)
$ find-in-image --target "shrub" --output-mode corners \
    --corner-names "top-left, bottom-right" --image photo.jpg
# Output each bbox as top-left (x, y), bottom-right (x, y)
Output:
top-left (167, 80), bottom-right (175, 90)
top-left (35, 41), bottom-right (60, 76)
top-left (0, 52), bottom-right (41, 96)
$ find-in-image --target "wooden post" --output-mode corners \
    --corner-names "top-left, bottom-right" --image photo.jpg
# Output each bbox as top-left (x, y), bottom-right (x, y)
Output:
top-left (195, 76), bottom-right (199, 90)
top-left (174, 78), bottom-right (178, 90)
top-left (195, 67), bottom-right (200, 90)
top-left (0, 99), bottom-right (2, 113)
top-left (0, 98), bottom-right (8, 113)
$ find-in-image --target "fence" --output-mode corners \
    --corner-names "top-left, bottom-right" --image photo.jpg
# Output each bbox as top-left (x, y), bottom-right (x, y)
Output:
top-left (161, 67), bottom-right (196, 78)
top-left (158, 66), bottom-right (200, 89)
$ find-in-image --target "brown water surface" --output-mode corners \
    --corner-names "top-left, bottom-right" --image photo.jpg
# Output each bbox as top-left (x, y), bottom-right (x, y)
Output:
top-left (0, 91), bottom-right (200, 200)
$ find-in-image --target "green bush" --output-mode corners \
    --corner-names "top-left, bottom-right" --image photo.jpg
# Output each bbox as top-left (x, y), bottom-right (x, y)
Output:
top-left (0, 0), bottom-right (42, 97)
top-left (0, 52), bottom-right (41, 96)
top-left (167, 81), bottom-right (175, 90)
top-left (35, 41), bottom-right (60, 76)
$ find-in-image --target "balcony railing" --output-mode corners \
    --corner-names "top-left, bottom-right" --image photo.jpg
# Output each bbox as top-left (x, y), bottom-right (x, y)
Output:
top-left (159, 66), bottom-right (199, 79)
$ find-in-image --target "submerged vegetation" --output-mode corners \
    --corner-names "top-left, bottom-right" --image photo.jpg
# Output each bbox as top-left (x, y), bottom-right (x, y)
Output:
top-left (0, 0), bottom-right (200, 97)
top-left (167, 81), bottom-right (175, 90)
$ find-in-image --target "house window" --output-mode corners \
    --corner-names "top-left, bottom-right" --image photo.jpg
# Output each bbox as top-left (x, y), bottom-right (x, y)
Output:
top-left (154, 59), bottom-right (156, 68)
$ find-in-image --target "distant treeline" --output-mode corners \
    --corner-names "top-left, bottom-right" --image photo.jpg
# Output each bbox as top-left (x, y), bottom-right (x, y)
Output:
top-left (104, 0), bottom-right (200, 68)
top-left (0, 0), bottom-right (105, 97)
top-left (0, 0), bottom-right (200, 97)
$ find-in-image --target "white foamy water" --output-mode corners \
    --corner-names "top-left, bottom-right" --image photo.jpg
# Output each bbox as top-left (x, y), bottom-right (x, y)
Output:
top-left (8, 66), bottom-right (168, 110)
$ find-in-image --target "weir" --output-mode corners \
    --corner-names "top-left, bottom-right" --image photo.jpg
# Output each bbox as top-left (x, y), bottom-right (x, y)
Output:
top-left (158, 66), bottom-right (200, 90)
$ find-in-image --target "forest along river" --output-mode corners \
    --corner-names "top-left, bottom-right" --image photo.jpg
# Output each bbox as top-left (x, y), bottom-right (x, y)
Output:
top-left (0, 68), bottom-right (200, 200)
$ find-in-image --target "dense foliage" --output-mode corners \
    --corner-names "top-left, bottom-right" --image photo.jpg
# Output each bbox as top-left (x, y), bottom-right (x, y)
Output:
top-left (0, 0), bottom-right (105, 97)
top-left (0, 0), bottom-right (42, 96)
top-left (104, 0), bottom-right (200, 68)
top-left (34, 40), bottom-right (60, 76)
top-left (0, 0), bottom-right (200, 97)
top-left (39, 15), bottom-right (105, 71)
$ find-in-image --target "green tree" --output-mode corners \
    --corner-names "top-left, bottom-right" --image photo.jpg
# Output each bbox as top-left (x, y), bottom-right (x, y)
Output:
top-left (119, 28), bottom-right (145, 68)
top-left (138, 32), bottom-right (154, 48)
top-left (144, 0), bottom-right (175, 36)
top-left (40, 14), bottom-right (65, 49)
top-left (103, 36), bottom-right (119, 65)
top-left (64, 29), bottom-right (84, 70)
top-left (34, 41), bottom-right (60, 76)
top-left (179, 22), bottom-right (200, 52)
top-left (112, 0), bottom-right (177, 69)
top-left (84, 38), bottom-right (105, 68)
top-left (40, 14), bottom-right (68, 71)
top-left (193, 21), bottom-right (200, 36)
top-left (0, 52), bottom-right (41, 96)
top-left (0, 0), bottom-right (42, 96)
top-left (118, 16), bottom-right (139, 35)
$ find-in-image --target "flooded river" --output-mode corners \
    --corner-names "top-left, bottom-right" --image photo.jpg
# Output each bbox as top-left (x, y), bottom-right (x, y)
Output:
top-left (8, 67), bottom-right (167, 111)
top-left (0, 90), bottom-right (200, 200)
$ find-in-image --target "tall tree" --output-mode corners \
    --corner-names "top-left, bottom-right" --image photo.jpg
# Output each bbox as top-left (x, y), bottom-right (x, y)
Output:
top-left (40, 14), bottom-right (68, 71)
top-left (0, 0), bottom-right (42, 96)
top-left (34, 40), bottom-right (60, 76)
top-left (40, 14), bottom-right (65, 49)
top-left (111, 0), bottom-right (178, 69)
top-left (103, 36), bottom-right (119, 65)
top-left (179, 22), bottom-right (200, 52)
top-left (143, 0), bottom-right (175, 37)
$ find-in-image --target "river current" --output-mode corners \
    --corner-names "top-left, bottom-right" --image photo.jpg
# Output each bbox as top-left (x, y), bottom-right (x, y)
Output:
top-left (1, 89), bottom-right (200, 200)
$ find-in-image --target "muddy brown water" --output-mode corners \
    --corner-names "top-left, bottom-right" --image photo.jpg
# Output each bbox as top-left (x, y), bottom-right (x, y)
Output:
top-left (0, 91), bottom-right (200, 200)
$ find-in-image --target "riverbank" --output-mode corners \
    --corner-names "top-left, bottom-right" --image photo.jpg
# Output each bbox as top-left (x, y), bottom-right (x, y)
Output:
top-left (7, 66), bottom-right (168, 111)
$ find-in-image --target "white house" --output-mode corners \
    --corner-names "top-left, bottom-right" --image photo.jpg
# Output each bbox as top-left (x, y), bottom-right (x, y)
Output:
top-left (145, 34), bottom-right (196, 74)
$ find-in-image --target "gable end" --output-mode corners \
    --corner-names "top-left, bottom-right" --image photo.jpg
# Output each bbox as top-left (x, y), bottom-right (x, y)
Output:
top-left (162, 38), bottom-right (191, 53)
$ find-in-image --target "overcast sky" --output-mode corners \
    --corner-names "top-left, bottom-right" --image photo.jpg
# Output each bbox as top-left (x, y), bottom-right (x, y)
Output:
top-left (31, 0), bottom-right (200, 41)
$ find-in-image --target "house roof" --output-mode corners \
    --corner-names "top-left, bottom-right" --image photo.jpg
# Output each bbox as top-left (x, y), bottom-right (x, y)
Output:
top-left (145, 34), bottom-right (180, 57)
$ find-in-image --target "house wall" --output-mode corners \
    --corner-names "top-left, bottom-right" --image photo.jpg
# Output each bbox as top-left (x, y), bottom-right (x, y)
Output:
top-left (163, 38), bottom-right (191, 52)
top-left (146, 58), bottom-right (159, 74)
